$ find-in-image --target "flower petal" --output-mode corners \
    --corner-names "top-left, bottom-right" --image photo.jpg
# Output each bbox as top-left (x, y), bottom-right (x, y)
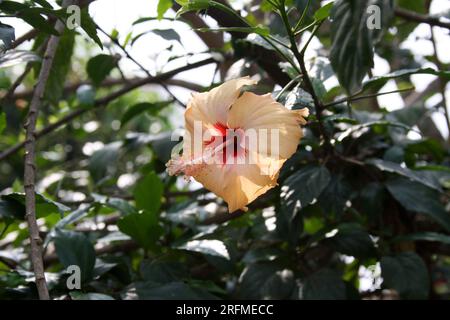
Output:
top-left (227, 91), bottom-right (308, 160)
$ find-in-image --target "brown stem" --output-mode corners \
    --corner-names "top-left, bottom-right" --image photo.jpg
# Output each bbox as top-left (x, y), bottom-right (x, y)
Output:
top-left (23, 0), bottom-right (75, 300)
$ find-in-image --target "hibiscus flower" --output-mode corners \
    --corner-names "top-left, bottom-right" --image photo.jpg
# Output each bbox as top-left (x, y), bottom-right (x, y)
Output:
top-left (167, 77), bottom-right (308, 213)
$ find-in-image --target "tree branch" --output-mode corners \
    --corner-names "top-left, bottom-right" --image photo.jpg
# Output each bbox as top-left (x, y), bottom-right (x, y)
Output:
top-left (23, 0), bottom-right (75, 300)
top-left (0, 57), bottom-right (217, 162)
top-left (394, 7), bottom-right (450, 30)
top-left (11, 78), bottom-right (205, 100)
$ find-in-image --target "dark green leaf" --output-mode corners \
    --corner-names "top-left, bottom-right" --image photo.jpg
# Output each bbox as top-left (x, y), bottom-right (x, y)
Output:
top-left (302, 269), bottom-right (346, 300)
top-left (135, 281), bottom-right (218, 299)
top-left (54, 229), bottom-right (96, 283)
top-left (381, 252), bottom-right (429, 299)
top-left (281, 165), bottom-right (331, 214)
top-left (0, 112), bottom-right (6, 135)
top-left (0, 23), bottom-right (15, 49)
top-left (367, 158), bottom-right (442, 191)
top-left (196, 26), bottom-right (270, 37)
top-left (393, 232), bottom-right (450, 245)
top-left (80, 8), bottom-right (103, 49)
top-left (330, 0), bottom-right (393, 93)
top-left (86, 54), bottom-right (117, 86)
top-left (88, 142), bottom-right (122, 182)
top-left (140, 259), bottom-right (187, 283)
top-left (117, 211), bottom-right (162, 250)
top-left (45, 30), bottom-right (75, 103)
top-left (362, 68), bottom-right (450, 91)
top-left (323, 223), bottom-right (376, 258)
top-left (386, 178), bottom-right (450, 232)
top-left (238, 263), bottom-right (294, 299)
top-left (133, 172), bottom-right (163, 214)
top-left (121, 101), bottom-right (172, 128)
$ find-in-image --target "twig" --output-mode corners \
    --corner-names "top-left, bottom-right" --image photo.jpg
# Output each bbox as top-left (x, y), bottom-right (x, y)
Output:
top-left (394, 7), bottom-right (450, 30)
top-left (324, 87), bottom-right (415, 108)
top-left (0, 57), bottom-right (217, 162)
top-left (12, 78), bottom-right (205, 100)
top-left (278, 2), bottom-right (330, 148)
top-left (96, 25), bottom-right (186, 107)
top-left (23, 0), bottom-right (74, 301)
top-left (429, 25), bottom-right (450, 142)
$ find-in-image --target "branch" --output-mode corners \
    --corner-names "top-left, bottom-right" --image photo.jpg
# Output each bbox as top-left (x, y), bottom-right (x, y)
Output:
top-left (23, 0), bottom-right (75, 300)
top-left (97, 25), bottom-right (186, 107)
top-left (11, 78), bottom-right (205, 100)
top-left (394, 7), bottom-right (450, 30)
top-left (175, 0), bottom-right (290, 85)
top-left (0, 57), bottom-right (217, 162)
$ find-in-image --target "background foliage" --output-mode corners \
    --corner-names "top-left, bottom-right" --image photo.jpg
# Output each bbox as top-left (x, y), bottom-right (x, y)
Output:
top-left (0, 0), bottom-right (450, 300)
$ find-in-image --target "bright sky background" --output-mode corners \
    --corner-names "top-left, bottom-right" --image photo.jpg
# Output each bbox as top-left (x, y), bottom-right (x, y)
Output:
top-left (4, 0), bottom-right (450, 139)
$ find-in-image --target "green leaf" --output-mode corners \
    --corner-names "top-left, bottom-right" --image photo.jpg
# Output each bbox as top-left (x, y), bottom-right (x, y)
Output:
top-left (238, 263), bottom-right (295, 299)
top-left (330, 0), bottom-right (393, 93)
top-left (140, 260), bottom-right (187, 283)
top-left (157, 0), bottom-right (173, 20)
top-left (386, 178), bottom-right (450, 232)
top-left (392, 232), bottom-right (450, 246)
top-left (381, 252), bottom-right (429, 299)
top-left (177, 240), bottom-right (230, 260)
top-left (0, 112), bottom-right (6, 135)
top-left (0, 195), bottom-right (24, 224)
top-left (0, 23), bottom-right (15, 49)
top-left (80, 8), bottom-right (103, 49)
top-left (323, 223), bottom-right (376, 258)
top-left (367, 159), bottom-right (442, 191)
top-left (1, 193), bottom-right (69, 219)
top-left (362, 68), bottom-right (450, 91)
top-left (117, 211), bottom-right (163, 250)
top-left (318, 174), bottom-right (352, 216)
top-left (135, 281), bottom-right (219, 299)
top-left (152, 29), bottom-right (181, 43)
top-left (69, 292), bottom-right (114, 300)
top-left (196, 26), bottom-right (270, 37)
top-left (357, 182), bottom-right (385, 220)
top-left (281, 165), bottom-right (331, 214)
top-left (54, 229), bottom-right (96, 283)
top-left (314, 2), bottom-right (334, 21)
top-left (302, 269), bottom-right (346, 300)
top-left (88, 142), bottom-right (122, 182)
top-left (45, 30), bottom-right (75, 103)
top-left (133, 172), bottom-right (163, 214)
top-left (19, 10), bottom-right (58, 35)
top-left (121, 101), bottom-right (172, 128)
top-left (86, 54), bottom-right (117, 86)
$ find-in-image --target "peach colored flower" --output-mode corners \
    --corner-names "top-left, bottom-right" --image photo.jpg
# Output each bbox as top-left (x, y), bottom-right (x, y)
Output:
top-left (167, 77), bottom-right (308, 213)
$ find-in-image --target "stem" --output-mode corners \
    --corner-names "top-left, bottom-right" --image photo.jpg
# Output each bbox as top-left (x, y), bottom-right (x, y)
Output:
top-left (324, 87), bottom-right (415, 108)
top-left (294, 0), bottom-right (311, 32)
top-left (279, 2), bottom-right (330, 147)
top-left (23, 0), bottom-right (75, 301)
